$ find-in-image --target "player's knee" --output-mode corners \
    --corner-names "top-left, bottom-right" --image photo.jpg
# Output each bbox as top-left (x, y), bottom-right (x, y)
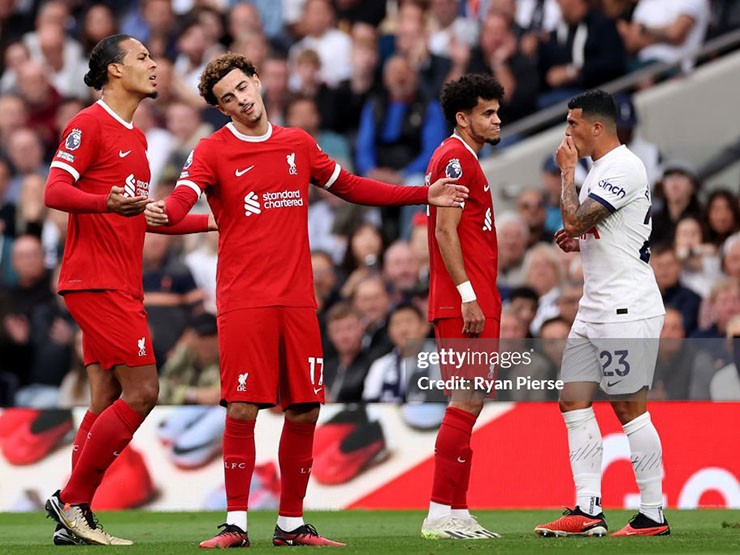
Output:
top-left (559, 399), bottom-right (589, 413)
top-left (611, 402), bottom-right (644, 425)
top-left (227, 402), bottom-right (258, 420)
top-left (285, 403), bottom-right (320, 423)
top-left (125, 382), bottom-right (159, 415)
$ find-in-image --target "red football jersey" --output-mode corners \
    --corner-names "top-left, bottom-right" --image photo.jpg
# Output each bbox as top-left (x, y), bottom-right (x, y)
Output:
top-left (427, 135), bottom-right (501, 321)
top-left (177, 123), bottom-right (338, 313)
top-left (50, 100), bottom-right (151, 298)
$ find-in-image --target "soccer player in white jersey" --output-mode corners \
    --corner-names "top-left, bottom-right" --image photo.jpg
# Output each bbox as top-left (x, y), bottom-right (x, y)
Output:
top-left (534, 90), bottom-right (669, 538)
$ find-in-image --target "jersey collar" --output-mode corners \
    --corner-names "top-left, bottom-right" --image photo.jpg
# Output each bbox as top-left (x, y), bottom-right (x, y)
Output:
top-left (450, 132), bottom-right (478, 159)
top-left (96, 99), bottom-right (134, 129)
top-left (226, 121), bottom-right (273, 142)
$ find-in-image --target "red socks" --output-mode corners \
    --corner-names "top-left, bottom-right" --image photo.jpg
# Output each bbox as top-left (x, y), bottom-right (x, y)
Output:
top-left (223, 416), bottom-right (256, 512)
top-left (71, 410), bottom-right (98, 470)
top-left (431, 407), bottom-right (476, 506)
top-left (61, 400), bottom-right (144, 504)
top-left (278, 419), bottom-right (316, 517)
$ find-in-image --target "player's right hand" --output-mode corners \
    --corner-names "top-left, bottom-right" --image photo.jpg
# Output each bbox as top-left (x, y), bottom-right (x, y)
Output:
top-left (555, 228), bottom-right (580, 252)
top-left (461, 300), bottom-right (485, 337)
top-left (106, 186), bottom-right (150, 217)
top-left (144, 200), bottom-right (169, 226)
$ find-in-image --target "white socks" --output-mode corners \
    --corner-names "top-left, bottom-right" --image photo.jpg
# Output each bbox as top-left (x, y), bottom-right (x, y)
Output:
top-left (277, 516), bottom-right (305, 532)
top-left (227, 510), bottom-right (247, 532)
top-left (427, 501), bottom-right (451, 521)
top-left (563, 407), bottom-right (603, 516)
top-left (623, 411), bottom-right (665, 523)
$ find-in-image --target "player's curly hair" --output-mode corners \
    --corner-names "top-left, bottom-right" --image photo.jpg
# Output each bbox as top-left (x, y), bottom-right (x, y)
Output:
top-left (440, 74), bottom-right (505, 127)
top-left (199, 52), bottom-right (258, 106)
top-left (84, 34), bottom-right (133, 90)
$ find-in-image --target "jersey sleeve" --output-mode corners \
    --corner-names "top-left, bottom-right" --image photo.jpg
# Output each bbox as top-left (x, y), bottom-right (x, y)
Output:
top-left (175, 141), bottom-right (215, 198)
top-left (435, 148), bottom-right (474, 210)
top-left (587, 170), bottom-right (643, 214)
top-left (49, 114), bottom-right (102, 181)
top-left (305, 131), bottom-right (342, 189)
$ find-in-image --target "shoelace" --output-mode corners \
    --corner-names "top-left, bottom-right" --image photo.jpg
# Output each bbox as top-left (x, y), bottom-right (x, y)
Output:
top-left (79, 505), bottom-right (104, 531)
top-left (217, 523), bottom-right (246, 535)
top-left (296, 524), bottom-right (319, 538)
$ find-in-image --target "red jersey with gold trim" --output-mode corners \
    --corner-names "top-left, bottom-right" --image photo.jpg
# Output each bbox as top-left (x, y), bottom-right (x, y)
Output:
top-left (427, 135), bottom-right (501, 321)
top-left (50, 100), bottom-right (150, 298)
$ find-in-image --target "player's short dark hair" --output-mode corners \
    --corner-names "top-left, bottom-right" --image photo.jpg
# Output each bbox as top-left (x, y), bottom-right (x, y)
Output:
top-left (84, 34), bottom-right (134, 90)
top-left (199, 52), bottom-right (258, 106)
top-left (568, 89), bottom-right (617, 126)
top-left (440, 73), bottom-right (505, 127)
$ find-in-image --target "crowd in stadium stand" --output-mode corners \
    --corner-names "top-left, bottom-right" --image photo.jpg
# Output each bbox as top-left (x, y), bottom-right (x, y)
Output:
top-left (0, 0), bottom-right (738, 408)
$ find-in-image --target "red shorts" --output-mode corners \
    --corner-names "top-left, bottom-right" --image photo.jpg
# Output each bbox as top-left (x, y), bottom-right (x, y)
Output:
top-left (218, 307), bottom-right (324, 409)
top-left (433, 318), bottom-right (501, 395)
top-left (63, 290), bottom-right (155, 370)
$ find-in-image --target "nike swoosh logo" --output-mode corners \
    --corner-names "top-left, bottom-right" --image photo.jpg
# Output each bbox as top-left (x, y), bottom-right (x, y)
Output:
top-left (607, 380), bottom-right (623, 387)
top-left (235, 165), bottom-right (255, 176)
top-left (457, 457), bottom-right (467, 463)
top-left (313, 387), bottom-right (323, 395)
top-left (484, 184), bottom-right (490, 192)
top-left (119, 150), bottom-right (131, 158)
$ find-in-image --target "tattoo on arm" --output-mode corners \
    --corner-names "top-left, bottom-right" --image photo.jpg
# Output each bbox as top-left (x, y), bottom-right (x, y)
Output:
top-left (560, 170), bottom-right (611, 236)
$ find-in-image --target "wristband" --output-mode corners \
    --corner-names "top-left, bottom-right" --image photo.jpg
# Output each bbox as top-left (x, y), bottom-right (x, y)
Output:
top-left (457, 281), bottom-right (477, 303)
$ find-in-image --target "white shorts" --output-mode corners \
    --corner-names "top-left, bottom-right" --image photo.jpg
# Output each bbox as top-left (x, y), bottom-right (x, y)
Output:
top-left (560, 316), bottom-right (664, 395)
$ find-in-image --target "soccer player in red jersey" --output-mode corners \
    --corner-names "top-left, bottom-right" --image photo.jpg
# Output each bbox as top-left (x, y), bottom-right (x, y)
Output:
top-left (144, 52), bottom-right (468, 548)
top-left (421, 74), bottom-right (505, 540)
top-left (43, 35), bottom-right (215, 546)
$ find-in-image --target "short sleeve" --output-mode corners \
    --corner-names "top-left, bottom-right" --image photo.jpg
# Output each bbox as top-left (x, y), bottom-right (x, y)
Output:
top-left (587, 171), bottom-right (643, 213)
top-left (175, 140), bottom-right (214, 197)
top-left (304, 131), bottom-right (341, 189)
top-left (50, 114), bottom-right (102, 181)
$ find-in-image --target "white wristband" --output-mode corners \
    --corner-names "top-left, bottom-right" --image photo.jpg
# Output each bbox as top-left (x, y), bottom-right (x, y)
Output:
top-left (456, 281), bottom-right (477, 303)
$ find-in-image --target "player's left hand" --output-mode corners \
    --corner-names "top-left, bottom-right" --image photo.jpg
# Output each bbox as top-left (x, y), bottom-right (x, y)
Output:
top-left (556, 136), bottom-right (578, 172)
top-left (461, 300), bottom-right (485, 336)
top-left (145, 200), bottom-right (169, 226)
top-left (428, 177), bottom-right (469, 208)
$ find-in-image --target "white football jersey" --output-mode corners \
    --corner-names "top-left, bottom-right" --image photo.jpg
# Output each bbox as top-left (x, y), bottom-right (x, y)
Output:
top-left (576, 145), bottom-right (665, 323)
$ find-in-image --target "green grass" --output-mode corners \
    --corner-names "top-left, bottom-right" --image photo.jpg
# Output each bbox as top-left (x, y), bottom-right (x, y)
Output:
top-left (0, 509), bottom-right (738, 554)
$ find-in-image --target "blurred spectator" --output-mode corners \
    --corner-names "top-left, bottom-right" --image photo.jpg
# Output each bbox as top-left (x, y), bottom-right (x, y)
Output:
top-left (537, 0), bottom-right (626, 108)
top-left (231, 30), bottom-right (269, 72)
top-left (517, 188), bottom-right (552, 245)
top-left (0, 0), bottom-right (34, 57)
top-left (722, 233), bottom-right (740, 281)
top-left (618, 0), bottom-right (710, 73)
top-left (408, 211), bottom-right (430, 281)
top-left (496, 211), bottom-right (529, 289)
top-left (540, 155), bottom-right (563, 236)
top-left (691, 276), bottom-right (740, 346)
top-left (195, 5), bottom-right (228, 50)
top-left (538, 315), bottom-right (571, 380)
top-left (356, 54), bottom-right (448, 237)
top-left (150, 56), bottom-right (203, 116)
top-left (142, 233), bottom-right (205, 367)
top-left (467, 9), bottom-right (540, 123)
top-left (650, 243), bottom-right (701, 335)
top-left (392, 1), bottom-right (454, 99)
top-left (351, 274), bottom-right (393, 357)
top-left (652, 306), bottom-right (716, 400)
top-left (260, 52), bottom-right (291, 126)
top-left (54, 97), bottom-right (87, 141)
top-left (0, 41), bottom-right (31, 93)
top-left (163, 101), bottom-right (213, 180)
top-left (13, 60), bottom-right (63, 147)
top-left (428, 0), bottom-right (479, 58)
top-left (121, 0), bottom-right (177, 59)
top-left (288, 49), bottom-right (337, 127)
top-left (555, 278), bottom-right (582, 326)
top-left (79, 3), bottom-right (119, 56)
top-left (290, 0), bottom-right (353, 87)
top-left (5, 127), bottom-right (48, 206)
top-left (159, 312), bottom-right (220, 405)
top-left (333, 0), bottom-right (387, 28)
top-left (382, 239), bottom-right (421, 301)
top-left (614, 94), bottom-right (663, 187)
top-left (506, 286), bottom-right (539, 335)
top-left (709, 314), bottom-right (740, 400)
top-left (32, 16), bottom-right (89, 100)
top-left (0, 159), bottom-right (16, 244)
top-left (704, 189), bottom-right (740, 248)
top-left (174, 17), bottom-right (222, 98)
top-left (0, 235), bottom-right (67, 405)
top-left (184, 230), bottom-right (218, 316)
top-left (517, 0), bottom-right (562, 33)
top-left (331, 33), bottom-right (381, 134)
top-left (523, 242), bottom-right (563, 335)
top-left (0, 93), bottom-right (29, 157)
top-left (323, 301), bottom-right (373, 402)
top-left (58, 328), bottom-right (90, 408)
top-left (286, 95), bottom-right (353, 170)
top-left (340, 222), bottom-right (384, 296)
top-left (651, 161), bottom-right (703, 244)
top-left (132, 100), bottom-right (174, 194)
top-left (674, 215), bottom-right (722, 298)
top-left (362, 303), bottom-right (429, 402)
top-left (227, 1), bottom-right (263, 43)
top-left (231, 0), bottom-right (286, 47)
top-left (312, 249), bottom-right (340, 314)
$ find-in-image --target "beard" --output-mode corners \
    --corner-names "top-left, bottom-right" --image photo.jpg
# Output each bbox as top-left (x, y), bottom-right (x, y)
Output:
top-left (486, 136), bottom-right (501, 146)
top-left (146, 90), bottom-right (159, 99)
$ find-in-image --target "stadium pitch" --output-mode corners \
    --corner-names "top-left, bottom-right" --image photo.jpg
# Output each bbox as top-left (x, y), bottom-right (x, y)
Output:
top-left (1, 509), bottom-right (738, 553)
